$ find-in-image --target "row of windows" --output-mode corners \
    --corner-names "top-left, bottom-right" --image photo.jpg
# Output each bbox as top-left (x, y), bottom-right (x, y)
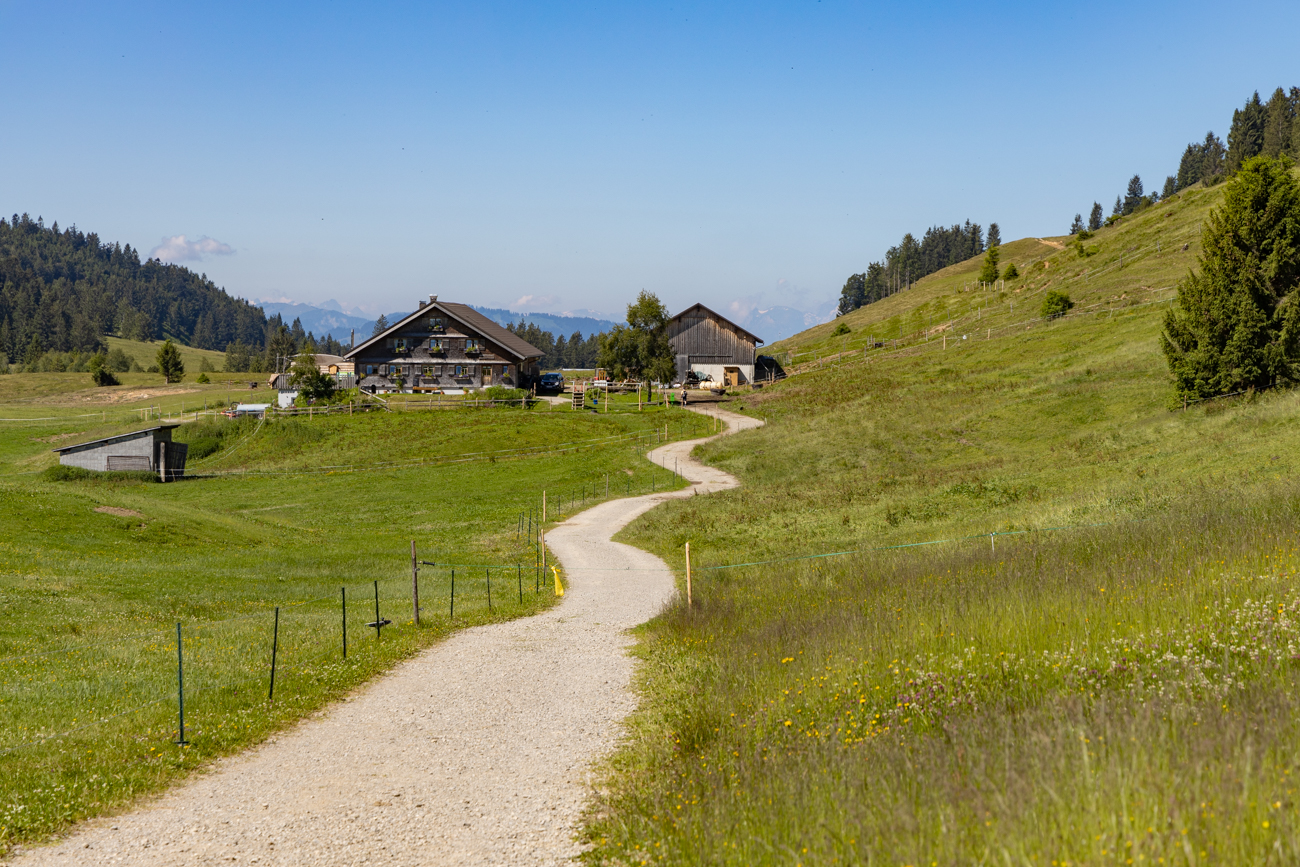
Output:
top-left (385, 337), bottom-right (484, 352)
top-left (364, 364), bottom-right (511, 377)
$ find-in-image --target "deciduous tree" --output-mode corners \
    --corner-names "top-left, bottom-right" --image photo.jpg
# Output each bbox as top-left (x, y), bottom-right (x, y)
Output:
top-left (598, 291), bottom-right (676, 383)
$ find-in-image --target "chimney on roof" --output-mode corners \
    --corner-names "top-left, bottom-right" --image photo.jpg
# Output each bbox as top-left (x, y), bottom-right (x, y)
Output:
top-left (419, 299), bottom-right (426, 308)
top-left (430, 294), bottom-right (438, 304)
top-left (350, 329), bottom-right (354, 349)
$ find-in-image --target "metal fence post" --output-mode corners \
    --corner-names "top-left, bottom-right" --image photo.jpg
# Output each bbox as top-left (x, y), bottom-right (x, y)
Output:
top-left (341, 587), bottom-right (347, 659)
top-left (268, 607), bottom-right (280, 702)
top-left (175, 623), bottom-right (188, 745)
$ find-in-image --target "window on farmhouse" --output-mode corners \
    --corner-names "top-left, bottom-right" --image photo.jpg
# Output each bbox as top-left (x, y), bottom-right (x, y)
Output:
top-left (366, 365), bottom-right (375, 375)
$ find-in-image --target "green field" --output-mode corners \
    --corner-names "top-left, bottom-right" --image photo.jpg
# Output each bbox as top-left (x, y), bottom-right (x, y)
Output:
top-left (583, 178), bottom-right (1300, 864)
top-left (0, 395), bottom-right (709, 854)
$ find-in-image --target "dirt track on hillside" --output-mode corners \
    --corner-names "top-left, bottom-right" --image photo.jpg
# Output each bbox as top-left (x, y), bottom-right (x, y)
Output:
top-left (8, 407), bottom-right (761, 867)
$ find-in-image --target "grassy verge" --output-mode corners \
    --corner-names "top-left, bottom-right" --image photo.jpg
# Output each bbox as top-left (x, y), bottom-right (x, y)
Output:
top-left (0, 404), bottom-right (709, 854)
top-left (582, 182), bottom-right (1300, 863)
top-left (589, 490), bottom-right (1300, 864)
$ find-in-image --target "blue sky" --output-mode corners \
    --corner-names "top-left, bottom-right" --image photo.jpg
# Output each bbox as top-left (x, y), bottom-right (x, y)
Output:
top-left (3, 1), bottom-right (1298, 325)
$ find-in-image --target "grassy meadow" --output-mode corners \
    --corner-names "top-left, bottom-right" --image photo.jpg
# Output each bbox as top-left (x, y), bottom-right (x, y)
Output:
top-left (584, 180), bottom-right (1300, 864)
top-left (0, 387), bottom-right (708, 854)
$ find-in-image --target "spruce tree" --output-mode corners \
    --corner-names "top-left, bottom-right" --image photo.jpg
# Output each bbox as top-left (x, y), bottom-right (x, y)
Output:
top-left (1162, 176), bottom-right (1177, 199)
top-left (1123, 175), bottom-right (1144, 215)
top-left (1226, 92), bottom-right (1267, 173)
top-left (1089, 202), bottom-right (1104, 231)
top-left (1263, 87), bottom-right (1294, 158)
top-left (977, 246), bottom-right (1000, 283)
top-left (1070, 214), bottom-right (1085, 235)
top-left (1161, 157), bottom-right (1300, 400)
top-left (371, 314), bottom-right (389, 337)
top-left (986, 223), bottom-right (1001, 248)
top-left (156, 339), bottom-right (185, 383)
top-left (1112, 195), bottom-right (1124, 217)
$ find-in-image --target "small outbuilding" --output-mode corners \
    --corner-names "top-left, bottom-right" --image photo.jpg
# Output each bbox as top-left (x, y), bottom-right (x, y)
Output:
top-left (53, 425), bottom-right (188, 481)
top-left (667, 303), bottom-right (764, 387)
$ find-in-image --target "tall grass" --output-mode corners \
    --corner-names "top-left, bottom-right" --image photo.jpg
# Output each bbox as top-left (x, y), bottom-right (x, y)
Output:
top-left (586, 487), bottom-right (1300, 864)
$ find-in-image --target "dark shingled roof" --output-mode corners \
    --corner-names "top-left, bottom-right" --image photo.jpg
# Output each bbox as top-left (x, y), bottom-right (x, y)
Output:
top-left (344, 301), bottom-right (544, 362)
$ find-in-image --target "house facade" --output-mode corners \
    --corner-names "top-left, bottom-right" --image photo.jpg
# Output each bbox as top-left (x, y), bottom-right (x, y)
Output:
top-left (344, 297), bottom-right (544, 393)
top-left (667, 303), bottom-right (763, 387)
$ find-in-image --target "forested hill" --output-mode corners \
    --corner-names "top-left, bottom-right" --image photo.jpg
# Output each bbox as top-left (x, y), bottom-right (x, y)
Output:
top-left (0, 214), bottom-right (267, 365)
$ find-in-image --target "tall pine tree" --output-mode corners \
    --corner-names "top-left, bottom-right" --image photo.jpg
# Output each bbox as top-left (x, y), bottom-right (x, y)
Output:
top-left (1226, 92), bottom-right (1267, 173)
top-left (1123, 175), bottom-right (1145, 215)
top-left (1262, 87), bottom-right (1295, 158)
top-left (1161, 157), bottom-right (1300, 400)
top-left (1088, 202), bottom-right (1104, 231)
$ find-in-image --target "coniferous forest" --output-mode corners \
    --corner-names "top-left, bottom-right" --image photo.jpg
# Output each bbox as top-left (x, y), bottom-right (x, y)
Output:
top-left (1072, 86), bottom-right (1300, 234)
top-left (504, 321), bottom-right (602, 369)
top-left (837, 221), bottom-right (989, 315)
top-left (0, 214), bottom-right (267, 367)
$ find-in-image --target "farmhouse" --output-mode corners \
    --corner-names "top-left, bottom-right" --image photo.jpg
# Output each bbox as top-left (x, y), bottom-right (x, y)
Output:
top-left (667, 303), bottom-right (763, 387)
top-left (53, 425), bottom-right (188, 480)
top-left (344, 297), bottom-right (545, 393)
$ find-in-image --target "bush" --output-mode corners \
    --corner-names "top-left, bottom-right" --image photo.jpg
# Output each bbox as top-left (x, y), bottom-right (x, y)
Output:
top-left (482, 385), bottom-right (528, 403)
top-left (1002, 263), bottom-right (1020, 280)
top-left (199, 357), bottom-right (216, 373)
top-left (90, 366), bottom-right (119, 387)
top-left (146, 364), bottom-right (160, 373)
top-left (831, 322), bottom-right (851, 336)
top-left (1041, 290), bottom-right (1075, 319)
top-left (196, 372), bottom-right (210, 384)
top-left (105, 348), bottom-right (134, 372)
top-left (184, 436), bottom-right (222, 460)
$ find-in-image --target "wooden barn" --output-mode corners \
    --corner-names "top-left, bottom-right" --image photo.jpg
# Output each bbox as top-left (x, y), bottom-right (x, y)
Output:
top-left (344, 297), bottom-right (545, 394)
top-left (53, 425), bottom-right (188, 480)
top-left (667, 303), bottom-right (763, 387)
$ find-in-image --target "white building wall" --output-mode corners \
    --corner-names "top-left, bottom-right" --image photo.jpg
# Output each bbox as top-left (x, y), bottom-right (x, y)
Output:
top-left (689, 363), bottom-right (754, 386)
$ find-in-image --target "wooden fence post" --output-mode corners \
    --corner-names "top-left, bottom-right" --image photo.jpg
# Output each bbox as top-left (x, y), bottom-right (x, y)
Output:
top-left (685, 541), bottom-right (692, 608)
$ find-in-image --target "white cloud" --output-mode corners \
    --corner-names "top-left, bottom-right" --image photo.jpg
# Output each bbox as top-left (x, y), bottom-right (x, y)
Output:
top-left (513, 294), bottom-right (558, 309)
top-left (149, 234), bottom-right (235, 263)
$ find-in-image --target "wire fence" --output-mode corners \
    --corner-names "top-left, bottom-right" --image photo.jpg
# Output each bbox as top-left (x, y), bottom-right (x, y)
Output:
top-left (0, 562), bottom-right (554, 759)
top-left (0, 412), bottom-right (716, 760)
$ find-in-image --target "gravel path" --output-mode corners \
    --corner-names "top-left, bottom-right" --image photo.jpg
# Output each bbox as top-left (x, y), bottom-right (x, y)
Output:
top-left (9, 407), bottom-right (761, 867)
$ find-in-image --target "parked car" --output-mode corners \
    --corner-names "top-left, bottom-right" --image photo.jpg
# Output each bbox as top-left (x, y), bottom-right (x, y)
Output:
top-left (539, 372), bottom-right (565, 392)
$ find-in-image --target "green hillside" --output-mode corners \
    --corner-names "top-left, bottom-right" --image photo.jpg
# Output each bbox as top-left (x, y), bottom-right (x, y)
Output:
top-left (585, 175), bottom-right (1300, 864)
top-left (0, 215), bottom-right (267, 367)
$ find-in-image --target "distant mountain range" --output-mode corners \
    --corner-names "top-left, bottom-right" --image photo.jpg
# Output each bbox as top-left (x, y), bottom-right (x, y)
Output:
top-left (252, 298), bottom-right (830, 348)
top-left (252, 300), bottom-right (619, 347)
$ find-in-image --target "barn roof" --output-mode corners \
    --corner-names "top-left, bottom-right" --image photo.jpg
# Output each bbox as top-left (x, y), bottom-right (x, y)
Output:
top-left (52, 425), bottom-right (180, 454)
top-left (668, 303), bottom-right (763, 346)
top-left (344, 300), bottom-right (544, 362)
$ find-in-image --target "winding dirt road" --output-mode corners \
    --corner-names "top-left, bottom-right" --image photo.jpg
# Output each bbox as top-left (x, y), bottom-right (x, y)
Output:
top-left (8, 407), bottom-right (760, 867)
